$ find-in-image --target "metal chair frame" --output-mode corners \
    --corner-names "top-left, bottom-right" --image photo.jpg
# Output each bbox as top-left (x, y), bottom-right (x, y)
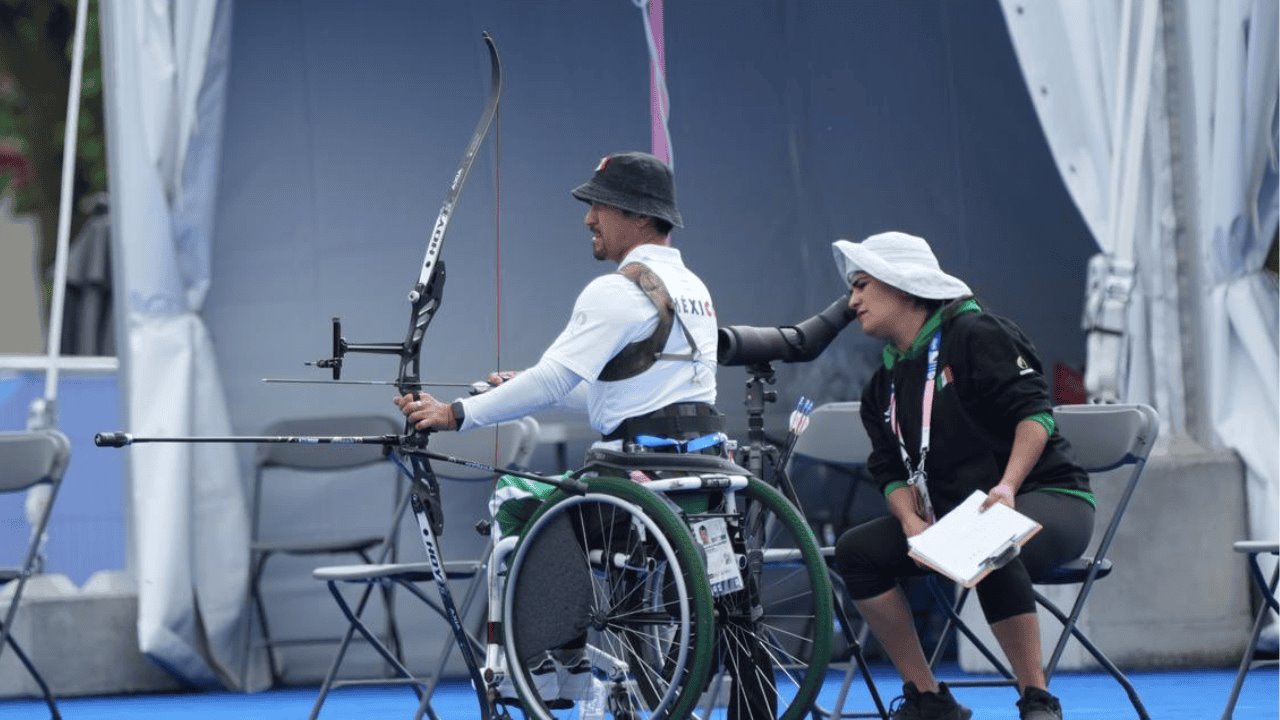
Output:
top-left (924, 403), bottom-right (1160, 720)
top-left (1220, 540), bottom-right (1279, 719)
top-left (307, 418), bottom-right (539, 719)
top-left (311, 551), bottom-right (491, 720)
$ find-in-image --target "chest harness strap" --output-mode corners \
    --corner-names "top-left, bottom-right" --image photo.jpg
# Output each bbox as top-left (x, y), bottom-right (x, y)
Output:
top-left (597, 262), bottom-right (700, 381)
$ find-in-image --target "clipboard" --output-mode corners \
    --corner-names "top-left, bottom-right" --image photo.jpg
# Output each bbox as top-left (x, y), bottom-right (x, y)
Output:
top-left (906, 490), bottom-right (1043, 588)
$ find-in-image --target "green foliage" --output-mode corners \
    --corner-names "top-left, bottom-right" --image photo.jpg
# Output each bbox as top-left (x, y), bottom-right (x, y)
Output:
top-left (0, 0), bottom-right (107, 274)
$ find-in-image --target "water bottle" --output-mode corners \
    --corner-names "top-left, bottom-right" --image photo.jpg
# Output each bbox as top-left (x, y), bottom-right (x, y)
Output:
top-left (579, 677), bottom-right (608, 720)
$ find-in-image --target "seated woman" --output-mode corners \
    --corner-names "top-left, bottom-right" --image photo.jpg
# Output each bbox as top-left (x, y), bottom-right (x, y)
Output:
top-left (829, 231), bottom-right (1093, 720)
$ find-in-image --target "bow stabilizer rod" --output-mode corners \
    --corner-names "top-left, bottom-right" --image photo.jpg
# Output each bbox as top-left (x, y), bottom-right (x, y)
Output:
top-left (93, 431), bottom-right (581, 493)
top-left (93, 432), bottom-right (401, 448)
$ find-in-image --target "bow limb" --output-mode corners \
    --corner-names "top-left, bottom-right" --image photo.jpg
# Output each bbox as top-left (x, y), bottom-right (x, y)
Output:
top-left (398, 30), bottom-right (501, 518)
top-left (398, 32), bottom-right (503, 397)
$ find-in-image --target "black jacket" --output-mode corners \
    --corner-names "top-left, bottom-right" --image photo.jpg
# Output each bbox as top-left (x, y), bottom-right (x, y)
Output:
top-left (860, 308), bottom-right (1089, 517)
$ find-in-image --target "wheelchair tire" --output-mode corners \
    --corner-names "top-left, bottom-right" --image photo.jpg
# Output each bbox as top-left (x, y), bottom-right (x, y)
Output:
top-left (502, 476), bottom-right (715, 719)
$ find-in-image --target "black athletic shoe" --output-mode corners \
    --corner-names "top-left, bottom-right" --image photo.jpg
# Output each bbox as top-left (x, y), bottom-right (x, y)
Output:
top-left (889, 681), bottom-right (973, 720)
top-left (1017, 686), bottom-right (1064, 720)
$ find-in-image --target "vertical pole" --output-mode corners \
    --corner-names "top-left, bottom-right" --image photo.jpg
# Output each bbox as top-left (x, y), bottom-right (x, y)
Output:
top-left (24, 0), bottom-right (89, 574)
top-left (1160, 0), bottom-right (1210, 444)
top-left (33, 0), bottom-right (90, 430)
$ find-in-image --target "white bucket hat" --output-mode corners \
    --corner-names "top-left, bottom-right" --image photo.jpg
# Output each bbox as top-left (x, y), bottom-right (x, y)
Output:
top-left (832, 231), bottom-right (972, 300)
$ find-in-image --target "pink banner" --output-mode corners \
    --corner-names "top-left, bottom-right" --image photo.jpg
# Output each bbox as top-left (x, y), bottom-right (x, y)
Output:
top-left (648, 0), bottom-right (670, 165)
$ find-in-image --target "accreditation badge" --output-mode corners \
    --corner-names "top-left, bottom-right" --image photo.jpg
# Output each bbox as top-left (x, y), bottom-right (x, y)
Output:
top-left (692, 518), bottom-right (744, 597)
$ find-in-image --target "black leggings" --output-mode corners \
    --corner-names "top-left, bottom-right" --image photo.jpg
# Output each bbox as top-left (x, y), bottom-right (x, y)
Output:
top-left (834, 491), bottom-right (1095, 624)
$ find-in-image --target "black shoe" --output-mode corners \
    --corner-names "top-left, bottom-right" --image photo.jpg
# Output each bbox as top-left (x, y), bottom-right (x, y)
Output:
top-left (1017, 686), bottom-right (1064, 720)
top-left (889, 681), bottom-right (973, 720)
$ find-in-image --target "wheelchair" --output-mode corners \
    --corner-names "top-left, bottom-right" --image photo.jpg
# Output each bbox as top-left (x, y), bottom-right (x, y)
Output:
top-left (494, 448), bottom-right (833, 720)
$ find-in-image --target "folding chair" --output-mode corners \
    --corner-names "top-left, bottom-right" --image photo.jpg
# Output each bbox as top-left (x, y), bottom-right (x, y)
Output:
top-left (0, 429), bottom-right (72, 720)
top-left (309, 417), bottom-right (540, 720)
top-left (925, 403), bottom-right (1159, 720)
top-left (240, 414), bottom-right (405, 688)
top-left (787, 401), bottom-right (889, 719)
top-left (1221, 539), bottom-right (1279, 719)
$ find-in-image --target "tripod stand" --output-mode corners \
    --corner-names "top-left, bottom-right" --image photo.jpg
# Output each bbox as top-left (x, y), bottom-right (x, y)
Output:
top-left (733, 362), bottom-right (889, 720)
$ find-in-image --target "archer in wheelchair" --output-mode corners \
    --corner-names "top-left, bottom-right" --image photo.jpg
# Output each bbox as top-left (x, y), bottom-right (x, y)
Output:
top-left (396, 150), bottom-right (717, 447)
top-left (397, 151), bottom-right (831, 719)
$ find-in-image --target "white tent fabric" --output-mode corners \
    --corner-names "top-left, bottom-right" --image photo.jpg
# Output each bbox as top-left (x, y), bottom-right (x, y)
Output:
top-left (999, 0), bottom-right (1184, 426)
top-left (1193, 0), bottom-right (1279, 549)
top-left (100, 0), bottom-right (256, 688)
top-left (1000, 0), bottom-right (1278, 597)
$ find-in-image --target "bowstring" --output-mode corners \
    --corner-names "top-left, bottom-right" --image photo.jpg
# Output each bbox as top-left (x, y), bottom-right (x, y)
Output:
top-left (491, 97), bottom-right (503, 477)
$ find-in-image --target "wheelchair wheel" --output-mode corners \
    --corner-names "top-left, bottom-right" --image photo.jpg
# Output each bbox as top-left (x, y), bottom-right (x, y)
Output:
top-left (703, 476), bottom-right (833, 720)
top-left (503, 476), bottom-right (715, 719)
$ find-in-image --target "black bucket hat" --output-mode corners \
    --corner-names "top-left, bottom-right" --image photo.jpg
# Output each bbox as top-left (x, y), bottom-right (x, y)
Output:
top-left (571, 151), bottom-right (683, 228)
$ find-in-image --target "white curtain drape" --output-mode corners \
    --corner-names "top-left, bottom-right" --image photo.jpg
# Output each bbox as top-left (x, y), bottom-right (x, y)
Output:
top-left (1000, 0), bottom-right (1278, 618)
top-left (100, 0), bottom-right (258, 689)
top-left (998, 0), bottom-right (1186, 430)
top-left (1192, 0), bottom-right (1279, 555)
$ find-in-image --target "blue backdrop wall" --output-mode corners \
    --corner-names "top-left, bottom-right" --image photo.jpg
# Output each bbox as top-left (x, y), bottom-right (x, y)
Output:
top-left (207, 0), bottom-right (1094, 431)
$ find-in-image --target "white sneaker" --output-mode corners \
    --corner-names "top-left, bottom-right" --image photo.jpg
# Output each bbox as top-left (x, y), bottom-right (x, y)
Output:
top-left (497, 653), bottom-right (559, 701)
top-left (555, 654), bottom-right (594, 700)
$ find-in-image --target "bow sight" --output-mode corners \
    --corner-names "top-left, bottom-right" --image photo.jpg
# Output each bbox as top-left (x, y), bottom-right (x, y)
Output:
top-left (305, 252), bottom-right (444, 385)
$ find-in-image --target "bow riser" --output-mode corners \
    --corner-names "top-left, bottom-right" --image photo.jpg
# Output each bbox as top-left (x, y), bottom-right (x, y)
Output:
top-left (398, 262), bottom-right (445, 397)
